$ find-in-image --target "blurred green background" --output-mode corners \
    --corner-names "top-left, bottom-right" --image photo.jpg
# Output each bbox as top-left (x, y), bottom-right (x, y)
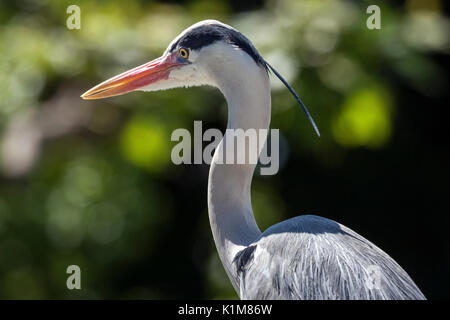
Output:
top-left (0, 0), bottom-right (449, 299)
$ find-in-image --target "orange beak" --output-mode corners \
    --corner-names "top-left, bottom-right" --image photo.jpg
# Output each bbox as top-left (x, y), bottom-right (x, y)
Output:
top-left (81, 52), bottom-right (184, 100)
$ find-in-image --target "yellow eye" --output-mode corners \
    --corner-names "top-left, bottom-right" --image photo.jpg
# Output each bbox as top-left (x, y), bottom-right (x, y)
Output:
top-left (179, 48), bottom-right (189, 59)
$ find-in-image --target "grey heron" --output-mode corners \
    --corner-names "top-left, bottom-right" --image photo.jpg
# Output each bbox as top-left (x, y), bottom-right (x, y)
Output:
top-left (81, 20), bottom-right (425, 300)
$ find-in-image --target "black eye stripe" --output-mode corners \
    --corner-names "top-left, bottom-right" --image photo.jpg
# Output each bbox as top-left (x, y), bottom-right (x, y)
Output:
top-left (170, 23), bottom-right (267, 69)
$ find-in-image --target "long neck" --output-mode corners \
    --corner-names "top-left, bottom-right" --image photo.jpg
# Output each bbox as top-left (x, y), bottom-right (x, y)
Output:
top-left (207, 61), bottom-right (271, 292)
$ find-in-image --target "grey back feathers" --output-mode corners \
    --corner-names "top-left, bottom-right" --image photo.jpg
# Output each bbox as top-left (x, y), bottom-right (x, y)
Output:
top-left (234, 215), bottom-right (425, 300)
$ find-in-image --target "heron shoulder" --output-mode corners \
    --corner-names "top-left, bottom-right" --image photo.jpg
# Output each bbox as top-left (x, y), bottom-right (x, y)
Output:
top-left (262, 214), bottom-right (352, 236)
top-left (234, 214), bottom-right (425, 300)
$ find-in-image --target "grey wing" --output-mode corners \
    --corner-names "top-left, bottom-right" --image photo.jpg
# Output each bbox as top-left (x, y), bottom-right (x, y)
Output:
top-left (233, 215), bottom-right (425, 300)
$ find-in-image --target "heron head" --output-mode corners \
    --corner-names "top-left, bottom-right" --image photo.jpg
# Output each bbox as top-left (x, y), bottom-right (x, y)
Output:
top-left (81, 20), bottom-right (320, 136)
top-left (81, 20), bottom-right (266, 99)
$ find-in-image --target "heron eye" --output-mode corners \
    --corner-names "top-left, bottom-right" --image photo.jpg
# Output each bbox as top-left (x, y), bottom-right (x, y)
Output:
top-left (178, 48), bottom-right (189, 59)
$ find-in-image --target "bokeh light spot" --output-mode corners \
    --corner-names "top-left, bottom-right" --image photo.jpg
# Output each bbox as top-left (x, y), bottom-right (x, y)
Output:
top-left (119, 116), bottom-right (171, 173)
top-left (332, 87), bottom-right (392, 149)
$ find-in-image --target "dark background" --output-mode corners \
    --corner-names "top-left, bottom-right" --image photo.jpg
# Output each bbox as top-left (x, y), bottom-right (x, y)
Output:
top-left (0, 0), bottom-right (448, 299)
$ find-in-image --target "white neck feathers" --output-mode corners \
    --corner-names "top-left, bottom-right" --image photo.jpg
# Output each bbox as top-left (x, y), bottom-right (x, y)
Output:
top-left (205, 44), bottom-right (271, 292)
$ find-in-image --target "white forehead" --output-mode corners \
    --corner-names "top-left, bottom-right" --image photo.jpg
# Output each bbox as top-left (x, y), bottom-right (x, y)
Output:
top-left (163, 19), bottom-right (238, 56)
